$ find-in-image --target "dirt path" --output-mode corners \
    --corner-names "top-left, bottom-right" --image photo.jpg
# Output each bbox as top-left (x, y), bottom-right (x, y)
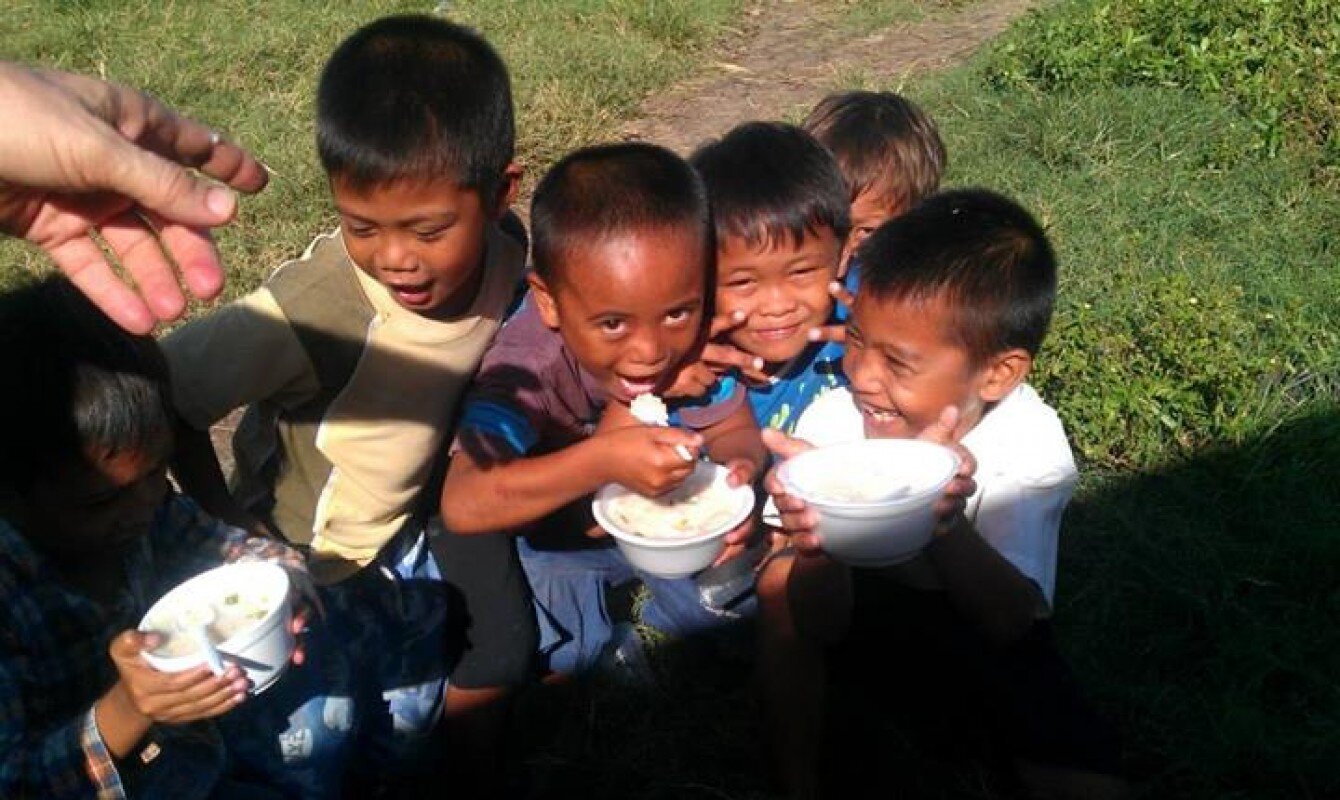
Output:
top-left (207, 0), bottom-right (1036, 473)
top-left (622, 0), bottom-right (1038, 154)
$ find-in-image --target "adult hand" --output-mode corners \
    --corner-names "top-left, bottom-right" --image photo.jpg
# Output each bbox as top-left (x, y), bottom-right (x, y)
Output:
top-left (804, 281), bottom-right (855, 345)
top-left (0, 62), bottom-right (268, 333)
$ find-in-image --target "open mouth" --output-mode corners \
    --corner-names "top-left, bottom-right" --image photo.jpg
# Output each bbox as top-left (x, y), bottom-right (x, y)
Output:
top-left (387, 281), bottom-right (434, 307)
top-left (616, 374), bottom-right (664, 398)
top-left (857, 399), bottom-right (901, 424)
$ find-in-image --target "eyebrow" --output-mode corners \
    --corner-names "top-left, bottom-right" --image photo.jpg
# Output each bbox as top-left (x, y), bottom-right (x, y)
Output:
top-left (336, 208), bottom-right (458, 226)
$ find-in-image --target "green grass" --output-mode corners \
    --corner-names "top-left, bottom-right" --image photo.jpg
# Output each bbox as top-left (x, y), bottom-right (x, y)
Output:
top-left (0, 0), bottom-right (743, 298)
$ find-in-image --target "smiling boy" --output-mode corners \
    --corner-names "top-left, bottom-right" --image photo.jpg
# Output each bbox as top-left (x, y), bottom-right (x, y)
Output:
top-left (161, 16), bottom-right (531, 794)
top-left (688, 122), bottom-right (852, 435)
top-left (441, 143), bottom-right (765, 676)
top-left (761, 190), bottom-right (1124, 799)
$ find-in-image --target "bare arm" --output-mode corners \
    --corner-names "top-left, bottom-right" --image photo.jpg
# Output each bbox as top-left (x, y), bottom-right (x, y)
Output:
top-left (700, 398), bottom-right (766, 484)
top-left (441, 424), bottom-right (705, 535)
top-left (925, 514), bottom-right (1046, 645)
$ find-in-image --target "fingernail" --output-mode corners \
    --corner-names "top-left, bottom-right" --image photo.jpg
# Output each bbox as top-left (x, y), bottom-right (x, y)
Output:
top-left (733, 310), bottom-right (746, 322)
top-left (807, 328), bottom-right (821, 341)
top-left (829, 281), bottom-right (843, 294)
top-left (752, 357), bottom-right (764, 370)
top-left (205, 187), bottom-right (236, 217)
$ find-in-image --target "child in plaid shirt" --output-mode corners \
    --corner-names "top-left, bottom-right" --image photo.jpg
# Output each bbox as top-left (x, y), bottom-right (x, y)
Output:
top-left (0, 278), bottom-right (308, 799)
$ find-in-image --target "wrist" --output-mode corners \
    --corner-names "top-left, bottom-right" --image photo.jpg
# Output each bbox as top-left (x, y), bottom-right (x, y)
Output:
top-left (94, 681), bottom-right (151, 759)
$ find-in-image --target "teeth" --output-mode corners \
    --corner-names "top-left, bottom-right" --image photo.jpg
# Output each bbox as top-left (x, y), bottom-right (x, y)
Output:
top-left (861, 404), bottom-right (897, 421)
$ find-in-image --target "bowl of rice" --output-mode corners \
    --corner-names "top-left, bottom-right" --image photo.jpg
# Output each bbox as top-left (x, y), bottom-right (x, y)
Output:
top-left (139, 561), bottom-right (294, 693)
top-left (593, 461), bottom-right (756, 578)
top-left (776, 438), bottom-right (960, 566)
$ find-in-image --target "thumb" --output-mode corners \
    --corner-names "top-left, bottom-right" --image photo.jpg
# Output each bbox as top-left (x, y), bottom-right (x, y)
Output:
top-left (98, 137), bottom-right (238, 227)
top-left (762, 427), bottom-right (812, 461)
top-left (112, 629), bottom-right (157, 657)
top-left (917, 405), bottom-right (961, 445)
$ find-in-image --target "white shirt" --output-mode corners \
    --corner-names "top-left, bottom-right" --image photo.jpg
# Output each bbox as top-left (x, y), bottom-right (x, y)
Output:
top-left (792, 384), bottom-right (1078, 602)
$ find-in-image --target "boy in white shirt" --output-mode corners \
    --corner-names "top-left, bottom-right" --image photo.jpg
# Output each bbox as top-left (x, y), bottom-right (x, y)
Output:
top-left (760, 189), bottom-right (1124, 798)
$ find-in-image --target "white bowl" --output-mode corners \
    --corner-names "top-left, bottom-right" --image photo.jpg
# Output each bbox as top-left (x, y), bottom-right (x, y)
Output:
top-left (593, 462), bottom-right (756, 578)
top-left (777, 438), bottom-right (960, 566)
top-left (139, 561), bottom-right (294, 693)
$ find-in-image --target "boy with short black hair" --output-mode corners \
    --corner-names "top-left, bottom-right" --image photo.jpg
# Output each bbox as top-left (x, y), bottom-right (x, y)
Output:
top-left (802, 90), bottom-right (946, 270)
top-left (163, 14), bottom-right (530, 793)
top-left (688, 122), bottom-right (851, 435)
top-left (0, 277), bottom-right (307, 799)
top-left (441, 142), bottom-right (765, 676)
top-left (762, 189), bottom-right (1124, 799)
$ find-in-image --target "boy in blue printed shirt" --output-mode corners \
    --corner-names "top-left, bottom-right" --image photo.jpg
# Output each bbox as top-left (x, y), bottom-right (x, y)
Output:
top-left (0, 278), bottom-right (308, 800)
top-left (688, 122), bottom-right (853, 436)
top-left (440, 144), bottom-right (765, 676)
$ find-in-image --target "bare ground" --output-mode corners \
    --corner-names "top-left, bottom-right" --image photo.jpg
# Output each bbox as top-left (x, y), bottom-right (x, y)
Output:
top-left (621, 0), bottom-right (1039, 154)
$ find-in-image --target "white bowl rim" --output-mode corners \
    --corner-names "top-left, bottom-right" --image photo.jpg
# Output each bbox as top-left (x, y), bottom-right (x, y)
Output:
top-left (777, 438), bottom-right (961, 510)
top-left (139, 561), bottom-right (291, 656)
top-left (593, 463), bottom-right (756, 549)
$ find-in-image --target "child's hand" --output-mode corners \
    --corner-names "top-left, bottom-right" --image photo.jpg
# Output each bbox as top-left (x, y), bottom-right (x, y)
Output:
top-left (761, 428), bottom-right (825, 556)
top-left (916, 406), bottom-right (979, 533)
top-left (664, 311), bottom-right (771, 398)
top-left (600, 424), bottom-right (703, 497)
top-left (805, 281), bottom-right (856, 345)
top-left (706, 456), bottom-right (762, 565)
top-left (109, 630), bottom-right (250, 724)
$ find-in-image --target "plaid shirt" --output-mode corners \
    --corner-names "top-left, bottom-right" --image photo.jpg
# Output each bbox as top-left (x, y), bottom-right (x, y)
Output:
top-left (0, 494), bottom-right (306, 799)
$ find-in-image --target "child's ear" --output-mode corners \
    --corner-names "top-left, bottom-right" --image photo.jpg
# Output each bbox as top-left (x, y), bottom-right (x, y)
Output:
top-left (528, 272), bottom-right (561, 330)
top-left (492, 161), bottom-right (523, 218)
top-left (977, 348), bottom-right (1032, 404)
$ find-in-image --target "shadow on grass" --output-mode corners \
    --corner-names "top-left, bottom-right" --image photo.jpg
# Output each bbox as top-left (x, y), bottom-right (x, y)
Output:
top-left (508, 408), bottom-right (1340, 799)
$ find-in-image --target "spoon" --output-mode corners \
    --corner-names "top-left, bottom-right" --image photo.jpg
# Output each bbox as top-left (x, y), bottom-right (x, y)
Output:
top-left (179, 601), bottom-right (226, 676)
top-left (630, 393), bottom-right (694, 462)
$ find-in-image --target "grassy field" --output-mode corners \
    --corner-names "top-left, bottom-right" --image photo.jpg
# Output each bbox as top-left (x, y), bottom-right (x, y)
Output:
top-left (0, 0), bottom-right (743, 298)
top-left (3, 0), bottom-right (1338, 797)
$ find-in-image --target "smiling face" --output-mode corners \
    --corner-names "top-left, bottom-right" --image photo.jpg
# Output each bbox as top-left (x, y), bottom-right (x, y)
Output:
top-left (843, 290), bottom-right (1027, 440)
top-left (533, 225), bottom-right (708, 404)
top-left (715, 227), bottom-right (842, 367)
top-left (23, 429), bottom-right (173, 564)
top-left (333, 175), bottom-right (507, 319)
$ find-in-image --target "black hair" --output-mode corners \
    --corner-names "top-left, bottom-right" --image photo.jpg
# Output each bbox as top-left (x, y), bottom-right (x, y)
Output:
top-left (317, 14), bottom-right (514, 200)
top-left (802, 91), bottom-right (945, 211)
top-left (858, 189), bottom-right (1057, 362)
top-left (530, 142), bottom-right (711, 284)
top-left (0, 277), bottom-right (172, 490)
top-left (690, 121), bottom-right (850, 251)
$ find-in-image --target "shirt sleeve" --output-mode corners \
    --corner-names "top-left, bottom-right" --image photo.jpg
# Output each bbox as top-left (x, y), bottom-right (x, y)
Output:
top-left (450, 307), bottom-right (558, 461)
top-left (160, 287), bottom-right (319, 429)
top-left (0, 661), bottom-right (123, 800)
top-left (669, 374), bottom-right (747, 430)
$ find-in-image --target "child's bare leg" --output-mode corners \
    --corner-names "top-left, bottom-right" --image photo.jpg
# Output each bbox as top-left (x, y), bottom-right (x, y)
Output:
top-left (756, 548), bottom-right (852, 799)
